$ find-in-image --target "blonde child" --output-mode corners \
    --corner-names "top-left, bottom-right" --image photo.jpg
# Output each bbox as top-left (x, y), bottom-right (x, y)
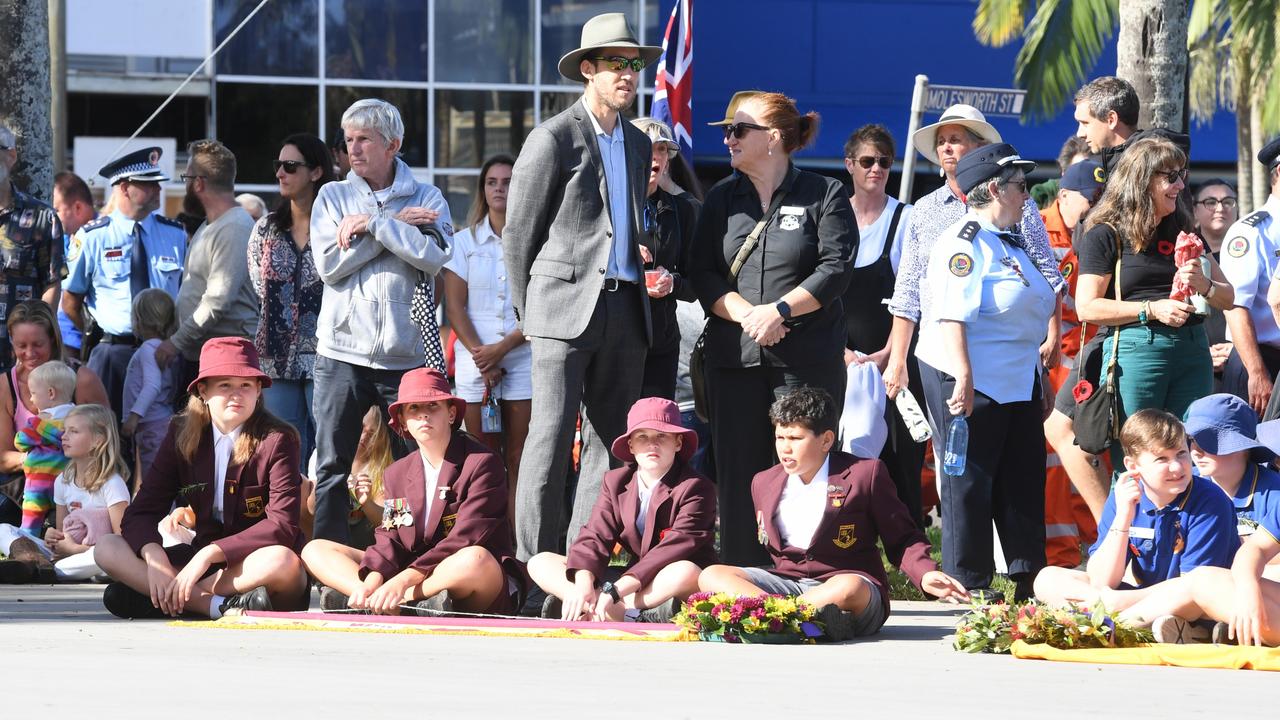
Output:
top-left (300, 406), bottom-right (392, 546)
top-left (0, 404), bottom-right (130, 582)
top-left (15, 361), bottom-right (78, 532)
top-left (121, 288), bottom-right (178, 479)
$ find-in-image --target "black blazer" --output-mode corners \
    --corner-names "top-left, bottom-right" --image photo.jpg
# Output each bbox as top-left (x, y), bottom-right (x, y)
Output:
top-left (641, 189), bottom-right (698, 353)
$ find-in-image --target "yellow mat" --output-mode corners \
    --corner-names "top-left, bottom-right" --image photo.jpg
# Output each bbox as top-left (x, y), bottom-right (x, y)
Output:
top-left (1011, 639), bottom-right (1280, 671)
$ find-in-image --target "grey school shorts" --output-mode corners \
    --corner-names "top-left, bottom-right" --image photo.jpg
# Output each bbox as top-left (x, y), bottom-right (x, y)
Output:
top-left (741, 567), bottom-right (887, 636)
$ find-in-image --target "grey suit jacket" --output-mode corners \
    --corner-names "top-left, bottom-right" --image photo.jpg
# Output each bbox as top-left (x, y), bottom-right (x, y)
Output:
top-left (505, 100), bottom-right (653, 344)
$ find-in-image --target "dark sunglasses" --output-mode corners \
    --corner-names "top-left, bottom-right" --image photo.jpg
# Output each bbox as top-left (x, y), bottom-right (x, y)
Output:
top-left (1196, 197), bottom-right (1237, 210)
top-left (592, 55), bottom-right (647, 72)
top-left (274, 160), bottom-right (313, 174)
top-left (854, 155), bottom-right (891, 170)
top-left (1161, 167), bottom-right (1190, 185)
top-left (722, 122), bottom-right (769, 141)
top-left (1001, 179), bottom-right (1028, 193)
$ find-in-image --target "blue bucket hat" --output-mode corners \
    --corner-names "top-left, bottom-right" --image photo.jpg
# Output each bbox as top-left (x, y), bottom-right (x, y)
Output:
top-left (1183, 394), bottom-right (1274, 461)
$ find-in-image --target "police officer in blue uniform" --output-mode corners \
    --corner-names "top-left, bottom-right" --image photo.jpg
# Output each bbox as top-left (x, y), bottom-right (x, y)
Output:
top-left (915, 143), bottom-right (1059, 601)
top-left (1222, 137), bottom-right (1280, 419)
top-left (62, 147), bottom-right (186, 420)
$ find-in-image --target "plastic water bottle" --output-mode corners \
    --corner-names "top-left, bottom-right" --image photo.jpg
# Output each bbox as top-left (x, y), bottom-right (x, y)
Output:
top-left (942, 415), bottom-right (969, 476)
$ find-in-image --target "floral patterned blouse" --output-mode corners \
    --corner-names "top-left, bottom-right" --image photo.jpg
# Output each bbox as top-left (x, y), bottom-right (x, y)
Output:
top-left (247, 215), bottom-right (323, 380)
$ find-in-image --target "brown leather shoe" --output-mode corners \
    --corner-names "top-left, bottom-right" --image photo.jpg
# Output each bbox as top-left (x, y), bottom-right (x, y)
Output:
top-left (7, 537), bottom-right (55, 583)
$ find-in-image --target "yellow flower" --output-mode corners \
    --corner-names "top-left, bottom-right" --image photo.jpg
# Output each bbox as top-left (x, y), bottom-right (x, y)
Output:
top-left (718, 610), bottom-right (732, 623)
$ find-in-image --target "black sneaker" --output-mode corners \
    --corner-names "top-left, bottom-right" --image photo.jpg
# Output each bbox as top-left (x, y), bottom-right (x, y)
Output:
top-left (408, 590), bottom-right (454, 617)
top-left (540, 594), bottom-right (563, 619)
top-left (0, 559), bottom-right (36, 584)
top-left (319, 586), bottom-right (349, 612)
top-left (102, 582), bottom-right (167, 619)
top-left (816, 603), bottom-right (856, 642)
top-left (520, 587), bottom-right (548, 617)
top-left (1211, 621), bottom-right (1234, 645)
top-left (637, 597), bottom-right (681, 623)
top-left (218, 586), bottom-right (272, 616)
top-left (969, 587), bottom-right (1007, 604)
top-left (1011, 574), bottom-right (1035, 604)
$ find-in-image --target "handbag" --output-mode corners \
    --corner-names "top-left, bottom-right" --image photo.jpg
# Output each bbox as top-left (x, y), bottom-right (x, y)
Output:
top-left (691, 193), bottom-right (788, 422)
top-left (1072, 225), bottom-right (1123, 455)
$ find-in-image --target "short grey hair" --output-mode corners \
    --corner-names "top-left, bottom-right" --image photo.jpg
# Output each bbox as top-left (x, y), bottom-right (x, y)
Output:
top-left (966, 166), bottom-right (1022, 209)
top-left (341, 99), bottom-right (404, 145)
top-left (0, 123), bottom-right (15, 149)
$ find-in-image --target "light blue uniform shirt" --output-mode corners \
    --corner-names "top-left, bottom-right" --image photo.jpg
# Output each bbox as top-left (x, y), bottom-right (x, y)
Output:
top-left (1222, 194), bottom-right (1280, 346)
top-left (57, 234), bottom-right (82, 349)
top-left (915, 212), bottom-right (1056, 404)
top-left (583, 97), bottom-right (638, 282)
top-left (63, 210), bottom-right (186, 335)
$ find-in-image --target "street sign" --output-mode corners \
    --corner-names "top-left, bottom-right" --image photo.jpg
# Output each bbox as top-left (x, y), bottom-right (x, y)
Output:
top-left (923, 84), bottom-right (1027, 118)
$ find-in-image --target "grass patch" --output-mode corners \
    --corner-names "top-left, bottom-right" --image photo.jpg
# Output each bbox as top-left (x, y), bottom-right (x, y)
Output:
top-left (880, 525), bottom-right (1014, 602)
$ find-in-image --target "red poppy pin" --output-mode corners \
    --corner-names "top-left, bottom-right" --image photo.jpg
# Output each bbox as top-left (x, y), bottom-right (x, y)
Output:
top-left (1157, 240), bottom-right (1175, 256)
top-left (1072, 380), bottom-right (1094, 404)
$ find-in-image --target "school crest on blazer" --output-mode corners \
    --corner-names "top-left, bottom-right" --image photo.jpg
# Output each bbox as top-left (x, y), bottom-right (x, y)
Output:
top-left (834, 523), bottom-right (857, 549)
top-left (244, 495), bottom-right (264, 518)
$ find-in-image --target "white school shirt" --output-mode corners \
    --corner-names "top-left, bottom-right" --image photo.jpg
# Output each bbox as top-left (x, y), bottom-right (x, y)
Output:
top-left (636, 479), bottom-right (656, 537)
top-left (212, 425), bottom-right (242, 517)
top-left (852, 196), bottom-right (911, 273)
top-left (774, 456), bottom-right (831, 550)
top-left (421, 451), bottom-right (442, 519)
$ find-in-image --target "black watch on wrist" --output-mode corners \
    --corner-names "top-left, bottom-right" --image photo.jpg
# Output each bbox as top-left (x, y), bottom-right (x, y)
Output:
top-left (775, 300), bottom-right (793, 321)
top-left (600, 581), bottom-right (622, 604)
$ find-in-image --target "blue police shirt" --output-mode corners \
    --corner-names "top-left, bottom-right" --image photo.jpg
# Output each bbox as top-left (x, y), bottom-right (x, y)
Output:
top-left (1090, 475), bottom-right (1238, 588)
top-left (1221, 195), bottom-right (1280, 347)
top-left (57, 234), bottom-right (82, 349)
top-left (1228, 464), bottom-right (1280, 546)
top-left (63, 210), bottom-right (186, 335)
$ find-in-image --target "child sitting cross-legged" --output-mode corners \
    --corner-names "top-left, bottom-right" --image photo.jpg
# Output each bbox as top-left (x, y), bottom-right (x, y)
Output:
top-left (302, 368), bottom-right (525, 616)
top-left (697, 388), bottom-right (969, 641)
top-left (528, 397), bottom-right (717, 622)
top-left (1033, 408), bottom-right (1238, 642)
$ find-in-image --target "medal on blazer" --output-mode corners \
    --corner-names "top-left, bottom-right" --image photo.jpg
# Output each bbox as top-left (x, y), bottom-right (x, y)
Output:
top-left (438, 485), bottom-right (450, 502)
top-left (756, 510), bottom-right (768, 545)
top-left (827, 485), bottom-right (845, 508)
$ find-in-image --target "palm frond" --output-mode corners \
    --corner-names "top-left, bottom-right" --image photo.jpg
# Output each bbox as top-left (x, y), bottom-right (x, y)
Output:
top-left (1187, 0), bottom-right (1226, 45)
top-left (1229, 0), bottom-right (1280, 134)
top-left (973, 0), bottom-right (1029, 47)
top-left (1012, 0), bottom-right (1120, 122)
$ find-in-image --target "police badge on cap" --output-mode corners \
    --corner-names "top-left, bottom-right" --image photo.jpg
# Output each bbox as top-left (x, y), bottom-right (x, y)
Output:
top-left (98, 146), bottom-right (170, 186)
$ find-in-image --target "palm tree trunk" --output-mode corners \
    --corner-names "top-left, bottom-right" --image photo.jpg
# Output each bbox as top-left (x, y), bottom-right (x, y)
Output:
top-left (1252, 93), bottom-right (1269, 210)
top-left (0, 0), bottom-right (52, 200)
top-left (1235, 64), bottom-right (1254, 215)
top-left (1117, 0), bottom-right (1189, 131)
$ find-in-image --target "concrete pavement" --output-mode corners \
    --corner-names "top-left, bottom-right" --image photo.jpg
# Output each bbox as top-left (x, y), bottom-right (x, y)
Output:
top-left (3, 584), bottom-right (1272, 717)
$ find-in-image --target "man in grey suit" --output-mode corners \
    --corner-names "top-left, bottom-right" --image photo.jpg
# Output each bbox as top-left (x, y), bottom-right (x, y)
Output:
top-left (505, 13), bottom-right (663, 568)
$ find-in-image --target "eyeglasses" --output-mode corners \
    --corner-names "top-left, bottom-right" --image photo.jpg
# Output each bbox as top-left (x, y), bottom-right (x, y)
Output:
top-left (722, 122), bottom-right (769, 141)
top-left (273, 160), bottom-right (313, 174)
top-left (179, 174), bottom-right (205, 182)
top-left (1195, 197), bottom-right (1238, 210)
top-left (853, 155), bottom-right (891, 170)
top-left (592, 56), bottom-right (647, 72)
top-left (1001, 179), bottom-right (1028, 193)
top-left (1161, 167), bottom-right (1190, 185)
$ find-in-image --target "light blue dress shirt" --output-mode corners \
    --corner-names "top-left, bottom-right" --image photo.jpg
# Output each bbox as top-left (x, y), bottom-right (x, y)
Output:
top-left (583, 97), bottom-right (638, 282)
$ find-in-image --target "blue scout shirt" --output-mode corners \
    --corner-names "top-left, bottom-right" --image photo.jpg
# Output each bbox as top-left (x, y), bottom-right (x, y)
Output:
top-left (1221, 195), bottom-right (1280, 347)
top-left (1228, 464), bottom-right (1280, 545)
top-left (1090, 475), bottom-right (1238, 587)
top-left (63, 210), bottom-right (186, 335)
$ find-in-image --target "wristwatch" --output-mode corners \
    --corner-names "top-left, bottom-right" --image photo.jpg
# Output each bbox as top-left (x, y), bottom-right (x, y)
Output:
top-left (775, 300), bottom-right (793, 321)
top-left (600, 581), bottom-right (622, 604)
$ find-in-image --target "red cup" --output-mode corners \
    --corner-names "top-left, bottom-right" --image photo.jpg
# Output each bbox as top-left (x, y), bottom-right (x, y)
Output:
top-left (645, 269), bottom-right (662, 289)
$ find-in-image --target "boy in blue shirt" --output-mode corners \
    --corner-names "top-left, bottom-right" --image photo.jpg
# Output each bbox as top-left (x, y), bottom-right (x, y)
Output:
top-left (1033, 408), bottom-right (1237, 640)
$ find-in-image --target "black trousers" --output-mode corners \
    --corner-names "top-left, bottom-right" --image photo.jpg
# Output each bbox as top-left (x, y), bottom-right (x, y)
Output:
top-left (706, 360), bottom-right (845, 566)
top-left (640, 344), bottom-right (679, 401)
top-left (920, 361), bottom-right (1046, 589)
top-left (1225, 344), bottom-right (1280, 420)
top-left (879, 355), bottom-right (926, 527)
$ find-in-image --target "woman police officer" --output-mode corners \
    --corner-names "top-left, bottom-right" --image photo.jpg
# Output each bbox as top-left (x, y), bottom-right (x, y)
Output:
top-left (915, 144), bottom-right (1056, 601)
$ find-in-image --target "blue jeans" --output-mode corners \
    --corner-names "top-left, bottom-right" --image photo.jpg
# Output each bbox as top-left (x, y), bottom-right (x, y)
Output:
top-left (264, 378), bottom-right (316, 472)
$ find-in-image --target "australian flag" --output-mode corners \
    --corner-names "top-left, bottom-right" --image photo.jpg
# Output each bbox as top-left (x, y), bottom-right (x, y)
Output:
top-left (651, 0), bottom-right (692, 158)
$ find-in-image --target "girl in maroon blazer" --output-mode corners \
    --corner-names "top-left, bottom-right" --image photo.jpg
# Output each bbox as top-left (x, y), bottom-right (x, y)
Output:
top-left (96, 337), bottom-right (307, 619)
top-left (302, 368), bottom-right (523, 616)
top-left (528, 397), bottom-right (717, 622)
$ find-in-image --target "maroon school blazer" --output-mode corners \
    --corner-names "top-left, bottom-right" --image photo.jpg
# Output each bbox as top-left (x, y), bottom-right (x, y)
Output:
top-left (122, 425), bottom-right (303, 567)
top-left (752, 451), bottom-right (936, 616)
top-left (359, 432), bottom-right (521, 583)
top-left (566, 459), bottom-right (718, 587)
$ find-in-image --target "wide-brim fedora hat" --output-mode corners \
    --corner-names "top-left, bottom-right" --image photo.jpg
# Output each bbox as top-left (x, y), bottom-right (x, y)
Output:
top-left (387, 368), bottom-right (466, 437)
top-left (708, 91), bottom-right (764, 126)
top-left (558, 12), bottom-right (663, 83)
top-left (187, 337), bottom-right (272, 394)
top-left (610, 397), bottom-right (698, 464)
top-left (911, 104), bottom-right (1002, 166)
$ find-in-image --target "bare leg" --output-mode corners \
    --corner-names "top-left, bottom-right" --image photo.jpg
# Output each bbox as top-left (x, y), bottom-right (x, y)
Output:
top-left (463, 405), bottom-right (502, 453)
top-left (799, 573), bottom-right (875, 614)
top-left (300, 539), bottom-right (367, 595)
top-left (526, 551), bottom-right (575, 601)
top-left (409, 546), bottom-right (505, 612)
top-left (300, 479), bottom-right (316, 542)
top-left (1045, 410), bottom-right (1109, 521)
top-left (697, 564), bottom-right (768, 595)
top-left (1116, 576), bottom-right (1203, 626)
top-left (211, 545), bottom-right (309, 611)
top-left (1190, 568), bottom-right (1280, 646)
top-left (502, 399), bottom-right (531, 525)
top-left (1033, 565), bottom-right (1154, 612)
top-left (625, 560), bottom-right (701, 611)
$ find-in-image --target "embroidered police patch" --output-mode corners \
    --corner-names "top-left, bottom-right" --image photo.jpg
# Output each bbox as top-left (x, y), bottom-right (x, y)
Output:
top-left (949, 253), bottom-right (974, 277)
top-left (1227, 236), bottom-right (1250, 258)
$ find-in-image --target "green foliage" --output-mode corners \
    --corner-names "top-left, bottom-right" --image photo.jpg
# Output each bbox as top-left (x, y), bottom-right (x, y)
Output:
top-left (1012, 0), bottom-right (1120, 122)
top-left (880, 525), bottom-right (1015, 602)
top-left (973, 0), bottom-right (1028, 47)
top-left (674, 592), bottom-right (820, 643)
top-left (953, 599), bottom-right (1154, 654)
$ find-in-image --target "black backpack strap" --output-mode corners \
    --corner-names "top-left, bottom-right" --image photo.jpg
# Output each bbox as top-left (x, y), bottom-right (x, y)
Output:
top-left (881, 201), bottom-right (907, 262)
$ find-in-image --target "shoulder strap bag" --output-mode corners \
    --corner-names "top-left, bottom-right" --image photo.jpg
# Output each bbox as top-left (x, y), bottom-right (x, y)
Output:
top-left (1073, 224), bottom-right (1124, 455)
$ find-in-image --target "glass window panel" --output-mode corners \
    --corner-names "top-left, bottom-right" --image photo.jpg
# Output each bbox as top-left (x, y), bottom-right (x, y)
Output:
top-left (540, 0), bottom-right (635, 86)
top-left (215, 83), bottom-right (319, 185)
top-left (324, 87), bottom-right (429, 168)
top-left (435, 0), bottom-right (534, 84)
top-left (214, 0), bottom-right (318, 77)
top-left (540, 91), bottom-right (581, 121)
top-left (325, 0), bottom-right (430, 81)
top-left (435, 90), bottom-right (534, 169)
top-left (434, 174), bottom-right (480, 227)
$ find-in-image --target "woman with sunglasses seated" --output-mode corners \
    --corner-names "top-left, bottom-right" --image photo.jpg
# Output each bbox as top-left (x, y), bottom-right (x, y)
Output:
top-left (247, 133), bottom-right (336, 467)
top-left (688, 91), bottom-right (856, 567)
top-left (1075, 136), bottom-right (1234, 467)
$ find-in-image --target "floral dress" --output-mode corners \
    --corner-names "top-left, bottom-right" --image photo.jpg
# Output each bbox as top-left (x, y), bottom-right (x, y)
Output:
top-left (247, 216), bottom-right (323, 380)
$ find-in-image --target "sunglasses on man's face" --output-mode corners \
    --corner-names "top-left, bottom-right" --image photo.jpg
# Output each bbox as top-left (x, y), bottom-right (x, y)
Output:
top-left (593, 55), bottom-right (647, 72)
top-left (274, 160), bottom-right (313, 174)
top-left (722, 122), bottom-right (769, 141)
top-left (854, 155), bottom-right (891, 170)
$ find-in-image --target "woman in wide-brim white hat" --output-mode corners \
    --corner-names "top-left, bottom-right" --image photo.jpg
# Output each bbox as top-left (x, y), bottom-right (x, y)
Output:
top-left (910, 103), bottom-right (1002, 173)
top-left (556, 12), bottom-right (663, 82)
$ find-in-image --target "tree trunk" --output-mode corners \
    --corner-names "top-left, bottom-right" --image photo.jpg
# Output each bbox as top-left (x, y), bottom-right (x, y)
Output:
top-left (0, 0), bottom-right (52, 200)
top-left (1117, 0), bottom-right (1189, 132)
top-left (1235, 50), bottom-right (1254, 214)
top-left (1252, 94), bottom-right (1269, 210)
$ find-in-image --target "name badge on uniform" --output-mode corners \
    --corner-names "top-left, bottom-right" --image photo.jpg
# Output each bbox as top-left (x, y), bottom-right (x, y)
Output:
top-left (779, 206), bottom-right (804, 231)
top-left (1128, 526), bottom-right (1155, 540)
top-left (105, 248), bottom-right (125, 259)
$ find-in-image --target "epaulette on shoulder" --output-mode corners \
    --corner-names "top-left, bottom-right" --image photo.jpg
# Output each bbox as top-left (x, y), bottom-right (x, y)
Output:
top-left (154, 215), bottom-right (185, 230)
top-left (1242, 210), bottom-right (1270, 228)
top-left (956, 221), bottom-right (980, 242)
top-left (80, 215), bottom-right (111, 233)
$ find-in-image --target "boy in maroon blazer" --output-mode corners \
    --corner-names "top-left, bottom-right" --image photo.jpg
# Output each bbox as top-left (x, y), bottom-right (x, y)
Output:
top-left (698, 388), bottom-right (969, 640)
top-left (302, 369), bottom-right (524, 616)
top-left (528, 397), bottom-right (717, 622)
